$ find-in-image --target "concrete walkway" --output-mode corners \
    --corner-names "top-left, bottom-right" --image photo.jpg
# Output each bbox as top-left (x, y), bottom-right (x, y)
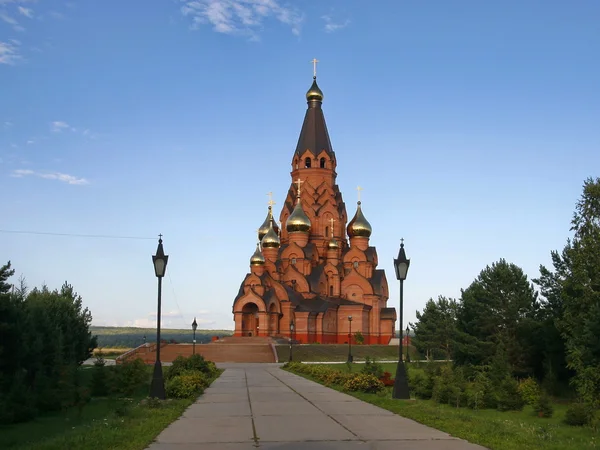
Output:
top-left (148, 363), bottom-right (486, 450)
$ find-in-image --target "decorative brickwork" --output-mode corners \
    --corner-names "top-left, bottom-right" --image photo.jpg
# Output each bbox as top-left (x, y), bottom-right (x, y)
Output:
top-left (232, 76), bottom-right (396, 344)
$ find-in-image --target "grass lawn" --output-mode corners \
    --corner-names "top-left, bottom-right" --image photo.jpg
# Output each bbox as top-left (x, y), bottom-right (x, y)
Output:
top-left (277, 344), bottom-right (415, 362)
top-left (0, 366), bottom-right (222, 450)
top-left (286, 365), bottom-right (599, 450)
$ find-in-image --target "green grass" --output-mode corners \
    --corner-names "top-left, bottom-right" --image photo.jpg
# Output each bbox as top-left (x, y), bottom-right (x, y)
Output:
top-left (0, 366), bottom-right (223, 450)
top-left (286, 365), bottom-right (599, 450)
top-left (277, 344), bottom-right (414, 362)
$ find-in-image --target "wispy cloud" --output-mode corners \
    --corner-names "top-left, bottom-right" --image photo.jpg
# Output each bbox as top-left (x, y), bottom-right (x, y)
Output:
top-left (0, 40), bottom-right (21, 65)
top-left (17, 6), bottom-right (32, 18)
top-left (322, 15), bottom-right (350, 33)
top-left (0, 11), bottom-right (23, 31)
top-left (11, 169), bottom-right (90, 185)
top-left (50, 121), bottom-right (70, 132)
top-left (48, 11), bottom-right (64, 20)
top-left (180, 0), bottom-right (304, 39)
top-left (3, 121), bottom-right (13, 128)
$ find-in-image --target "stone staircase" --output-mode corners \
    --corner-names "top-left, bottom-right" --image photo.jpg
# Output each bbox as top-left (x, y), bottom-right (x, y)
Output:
top-left (117, 336), bottom-right (277, 364)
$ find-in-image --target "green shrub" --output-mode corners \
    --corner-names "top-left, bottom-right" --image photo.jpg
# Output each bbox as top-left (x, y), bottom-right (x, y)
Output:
top-left (166, 371), bottom-right (208, 399)
top-left (91, 364), bottom-right (110, 397)
top-left (361, 357), bottom-right (384, 379)
top-left (354, 331), bottom-right (365, 345)
top-left (564, 402), bottom-right (592, 426)
top-left (495, 376), bottom-right (525, 412)
top-left (321, 370), bottom-right (351, 386)
top-left (410, 370), bottom-right (434, 400)
top-left (534, 393), bottom-right (554, 418)
top-left (167, 354), bottom-right (217, 380)
top-left (112, 358), bottom-right (148, 397)
top-left (518, 377), bottom-right (541, 406)
top-left (465, 371), bottom-right (495, 410)
top-left (343, 373), bottom-right (384, 393)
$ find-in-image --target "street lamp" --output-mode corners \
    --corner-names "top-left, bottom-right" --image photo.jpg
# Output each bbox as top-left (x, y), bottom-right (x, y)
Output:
top-left (150, 235), bottom-right (168, 399)
top-left (347, 315), bottom-right (353, 364)
top-left (405, 324), bottom-right (410, 363)
top-left (392, 239), bottom-right (410, 399)
top-left (192, 317), bottom-right (198, 355)
top-left (289, 321), bottom-right (295, 362)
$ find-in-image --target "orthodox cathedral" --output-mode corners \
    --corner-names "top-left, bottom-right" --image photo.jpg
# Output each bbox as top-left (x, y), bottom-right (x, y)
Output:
top-left (232, 71), bottom-right (396, 344)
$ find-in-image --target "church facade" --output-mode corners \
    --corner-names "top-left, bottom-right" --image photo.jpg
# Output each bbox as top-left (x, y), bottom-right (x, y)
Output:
top-left (232, 74), bottom-right (396, 344)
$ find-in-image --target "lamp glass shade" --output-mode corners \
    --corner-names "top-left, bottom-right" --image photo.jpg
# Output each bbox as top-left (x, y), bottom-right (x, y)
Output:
top-left (153, 257), bottom-right (167, 277)
top-left (290, 322), bottom-right (295, 331)
top-left (395, 261), bottom-right (409, 280)
top-left (192, 319), bottom-right (198, 331)
top-left (348, 315), bottom-right (352, 321)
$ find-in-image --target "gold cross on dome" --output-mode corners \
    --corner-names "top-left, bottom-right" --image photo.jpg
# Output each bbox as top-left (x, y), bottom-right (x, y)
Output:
top-left (357, 185), bottom-right (363, 202)
top-left (267, 192), bottom-right (276, 207)
top-left (295, 178), bottom-right (304, 196)
top-left (330, 217), bottom-right (335, 237)
top-left (311, 58), bottom-right (319, 77)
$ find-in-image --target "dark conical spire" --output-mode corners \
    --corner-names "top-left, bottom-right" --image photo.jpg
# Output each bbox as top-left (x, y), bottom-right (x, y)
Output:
top-left (294, 76), bottom-right (335, 160)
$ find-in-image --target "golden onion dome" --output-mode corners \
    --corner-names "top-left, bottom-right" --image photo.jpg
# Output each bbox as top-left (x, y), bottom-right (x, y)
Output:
top-left (286, 198), bottom-right (311, 233)
top-left (327, 237), bottom-right (340, 250)
top-left (261, 222), bottom-right (281, 248)
top-left (306, 77), bottom-right (324, 102)
top-left (250, 243), bottom-right (265, 265)
top-left (258, 206), bottom-right (279, 241)
top-left (347, 201), bottom-right (372, 238)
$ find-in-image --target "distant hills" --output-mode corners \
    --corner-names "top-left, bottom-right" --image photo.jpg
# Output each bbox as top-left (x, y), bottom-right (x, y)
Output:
top-left (91, 326), bottom-right (233, 348)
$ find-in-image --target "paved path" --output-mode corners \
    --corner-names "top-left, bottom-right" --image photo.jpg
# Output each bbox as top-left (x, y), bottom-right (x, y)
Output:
top-left (148, 363), bottom-right (486, 450)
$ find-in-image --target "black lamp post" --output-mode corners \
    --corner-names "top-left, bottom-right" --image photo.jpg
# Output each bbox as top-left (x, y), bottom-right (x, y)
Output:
top-left (347, 315), bottom-right (353, 363)
top-left (192, 317), bottom-right (198, 355)
top-left (150, 235), bottom-right (168, 399)
top-left (289, 321), bottom-right (295, 362)
top-left (405, 324), bottom-right (411, 363)
top-left (392, 239), bottom-right (411, 399)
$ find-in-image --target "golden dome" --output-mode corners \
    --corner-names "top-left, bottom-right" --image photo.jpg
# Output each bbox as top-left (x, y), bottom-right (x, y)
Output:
top-left (258, 206), bottom-right (279, 241)
top-left (347, 201), bottom-right (372, 238)
top-left (250, 243), bottom-right (265, 265)
top-left (306, 77), bottom-right (324, 102)
top-left (286, 198), bottom-right (311, 233)
top-left (327, 237), bottom-right (340, 250)
top-left (261, 222), bottom-right (280, 248)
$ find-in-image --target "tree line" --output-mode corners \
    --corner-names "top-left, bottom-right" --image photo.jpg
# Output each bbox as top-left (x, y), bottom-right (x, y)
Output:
top-left (411, 177), bottom-right (600, 409)
top-left (0, 268), bottom-right (97, 424)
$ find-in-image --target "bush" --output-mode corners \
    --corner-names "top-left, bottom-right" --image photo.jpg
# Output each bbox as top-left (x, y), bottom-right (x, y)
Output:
top-left (534, 393), bottom-right (554, 418)
top-left (361, 357), bottom-right (384, 379)
top-left (564, 402), bottom-right (592, 426)
top-left (354, 331), bottom-right (365, 345)
top-left (112, 358), bottom-right (148, 397)
top-left (410, 370), bottom-right (434, 400)
top-left (495, 376), bottom-right (525, 412)
top-left (518, 377), bottom-right (541, 406)
top-left (167, 354), bottom-right (217, 380)
top-left (343, 373), bottom-right (384, 393)
top-left (465, 371), bottom-right (494, 410)
top-left (91, 363), bottom-right (110, 397)
top-left (380, 371), bottom-right (394, 387)
top-left (166, 371), bottom-right (208, 399)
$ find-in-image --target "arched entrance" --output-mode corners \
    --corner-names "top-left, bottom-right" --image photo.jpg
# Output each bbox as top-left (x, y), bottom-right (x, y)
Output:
top-left (242, 303), bottom-right (259, 337)
top-left (268, 303), bottom-right (279, 336)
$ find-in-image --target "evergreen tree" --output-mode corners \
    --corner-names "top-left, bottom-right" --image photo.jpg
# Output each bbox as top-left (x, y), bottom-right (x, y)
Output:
top-left (411, 296), bottom-right (457, 360)
top-left (538, 177), bottom-right (600, 406)
top-left (454, 259), bottom-right (541, 376)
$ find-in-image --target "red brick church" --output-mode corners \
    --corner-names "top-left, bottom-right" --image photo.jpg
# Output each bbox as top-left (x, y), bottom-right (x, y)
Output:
top-left (232, 71), bottom-right (396, 344)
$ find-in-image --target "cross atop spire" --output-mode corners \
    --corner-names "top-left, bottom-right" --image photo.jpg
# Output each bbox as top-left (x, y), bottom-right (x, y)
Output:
top-left (295, 178), bottom-right (304, 197)
top-left (267, 192), bottom-right (276, 207)
top-left (357, 185), bottom-right (363, 202)
top-left (311, 58), bottom-right (319, 78)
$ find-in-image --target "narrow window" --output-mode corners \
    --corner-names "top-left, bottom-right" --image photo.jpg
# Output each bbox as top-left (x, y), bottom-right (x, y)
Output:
top-left (325, 226), bottom-right (329, 238)
top-left (291, 258), bottom-right (297, 265)
top-left (320, 157), bottom-right (326, 168)
top-left (329, 285), bottom-right (333, 296)
top-left (353, 261), bottom-right (359, 269)
top-left (305, 157), bottom-right (311, 168)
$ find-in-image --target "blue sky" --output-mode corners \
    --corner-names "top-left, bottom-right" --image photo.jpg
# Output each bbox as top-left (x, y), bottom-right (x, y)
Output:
top-left (1, 1), bottom-right (599, 331)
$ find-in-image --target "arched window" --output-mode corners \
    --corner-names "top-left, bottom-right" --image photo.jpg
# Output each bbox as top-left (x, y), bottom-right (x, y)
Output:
top-left (329, 285), bottom-right (334, 296)
top-left (325, 226), bottom-right (329, 238)
top-left (305, 157), bottom-right (311, 168)
top-left (353, 261), bottom-right (359, 269)
top-left (291, 258), bottom-right (297, 265)
top-left (320, 157), bottom-right (326, 168)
